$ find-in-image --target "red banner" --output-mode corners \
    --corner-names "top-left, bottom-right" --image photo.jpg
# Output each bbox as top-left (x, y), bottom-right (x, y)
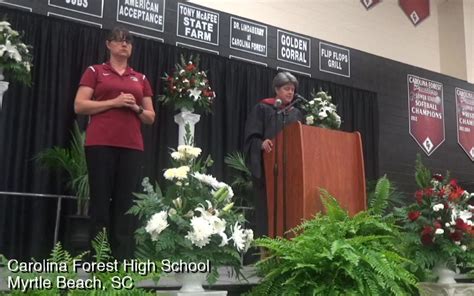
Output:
top-left (399, 0), bottom-right (430, 25)
top-left (408, 75), bottom-right (445, 156)
top-left (456, 88), bottom-right (474, 161)
top-left (361, 0), bottom-right (381, 10)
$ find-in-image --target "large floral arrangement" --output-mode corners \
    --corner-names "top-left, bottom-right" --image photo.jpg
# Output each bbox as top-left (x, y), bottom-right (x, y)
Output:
top-left (0, 21), bottom-right (32, 85)
top-left (128, 136), bottom-right (253, 283)
top-left (300, 90), bottom-right (341, 129)
top-left (397, 156), bottom-right (474, 272)
top-left (160, 55), bottom-right (216, 113)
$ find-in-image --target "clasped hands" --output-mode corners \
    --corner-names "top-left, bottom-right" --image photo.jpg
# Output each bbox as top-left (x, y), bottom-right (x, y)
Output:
top-left (115, 92), bottom-right (141, 113)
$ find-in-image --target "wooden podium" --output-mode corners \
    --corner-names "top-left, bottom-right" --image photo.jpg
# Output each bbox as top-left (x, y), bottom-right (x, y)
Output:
top-left (263, 122), bottom-right (367, 237)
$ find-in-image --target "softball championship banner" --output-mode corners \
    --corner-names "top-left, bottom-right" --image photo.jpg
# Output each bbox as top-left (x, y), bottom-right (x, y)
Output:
top-left (399, 0), bottom-right (430, 26)
top-left (407, 74), bottom-right (444, 156)
top-left (456, 88), bottom-right (474, 161)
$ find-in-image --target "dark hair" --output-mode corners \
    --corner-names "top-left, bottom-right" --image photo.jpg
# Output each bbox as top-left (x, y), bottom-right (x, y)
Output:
top-left (107, 26), bottom-right (133, 44)
top-left (272, 71), bottom-right (298, 90)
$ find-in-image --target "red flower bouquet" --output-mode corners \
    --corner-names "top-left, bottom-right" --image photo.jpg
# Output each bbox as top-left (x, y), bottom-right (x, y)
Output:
top-left (398, 157), bottom-right (474, 271)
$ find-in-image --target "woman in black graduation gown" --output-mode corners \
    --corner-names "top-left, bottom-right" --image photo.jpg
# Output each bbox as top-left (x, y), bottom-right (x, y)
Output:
top-left (244, 72), bottom-right (304, 237)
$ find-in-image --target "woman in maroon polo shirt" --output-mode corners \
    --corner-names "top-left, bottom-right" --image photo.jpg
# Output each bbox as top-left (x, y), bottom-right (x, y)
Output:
top-left (74, 26), bottom-right (155, 260)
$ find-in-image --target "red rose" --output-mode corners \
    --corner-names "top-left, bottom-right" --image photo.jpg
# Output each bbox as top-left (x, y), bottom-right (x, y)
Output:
top-left (415, 190), bottom-right (424, 204)
top-left (408, 211), bottom-right (421, 221)
top-left (185, 63), bottom-right (195, 72)
top-left (438, 188), bottom-right (445, 198)
top-left (432, 174), bottom-right (444, 182)
top-left (433, 221), bottom-right (442, 229)
top-left (455, 218), bottom-right (469, 231)
top-left (424, 188), bottom-right (434, 197)
top-left (449, 230), bottom-right (463, 241)
top-left (421, 226), bottom-right (434, 245)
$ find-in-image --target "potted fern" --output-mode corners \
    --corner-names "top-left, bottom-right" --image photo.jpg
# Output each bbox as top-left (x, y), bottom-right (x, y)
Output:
top-left (36, 121), bottom-right (90, 254)
top-left (248, 177), bottom-right (418, 295)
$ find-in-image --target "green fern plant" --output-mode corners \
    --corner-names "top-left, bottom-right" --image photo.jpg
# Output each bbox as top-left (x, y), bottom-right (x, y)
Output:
top-left (1, 242), bottom-right (87, 295)
top-left (247, 178), bottom-right (418, 296)
top-left (36, 121), bottom-right (89, 216)
top-left (68, 229), bottom-right (159, 296)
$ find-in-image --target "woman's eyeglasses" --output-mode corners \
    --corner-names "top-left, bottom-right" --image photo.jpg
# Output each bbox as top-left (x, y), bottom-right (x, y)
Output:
top-left (110, 37), bottom-right (133, 44)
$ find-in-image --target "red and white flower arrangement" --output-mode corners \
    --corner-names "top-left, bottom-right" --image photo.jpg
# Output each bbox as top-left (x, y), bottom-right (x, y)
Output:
top-left (398, 157), bottom-right (474, 270)
top-left (160, 54), bottom-right (216, 113)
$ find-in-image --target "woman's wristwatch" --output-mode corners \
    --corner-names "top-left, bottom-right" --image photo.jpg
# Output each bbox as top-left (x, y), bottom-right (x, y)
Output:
top-left (136, 106), bottom-right (144, 115)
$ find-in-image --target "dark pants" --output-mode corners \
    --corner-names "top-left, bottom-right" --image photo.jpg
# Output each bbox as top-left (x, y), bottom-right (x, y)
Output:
top-left (85, 146), bottom-right (142, 260)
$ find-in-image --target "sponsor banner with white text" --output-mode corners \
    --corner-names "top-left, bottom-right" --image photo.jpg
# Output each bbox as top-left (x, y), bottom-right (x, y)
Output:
top-left (116, 0), bottom-right (165, 32)
top-left (277, 30), bottom-right (310, 68)
top-left (319, 42), bottom-right (350, 77)
top-left (48, 0), bottom-right (104, 18)
top-left (176, 3), bottom-right (219, 46)
top-left (229, 16), bottom-right (267, 57)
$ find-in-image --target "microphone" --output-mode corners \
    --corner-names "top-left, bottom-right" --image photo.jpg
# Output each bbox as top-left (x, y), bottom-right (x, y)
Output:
top-left (294, 93), bottom-right (309, 103)
top-left (274, 98), bottom-right (282, 108)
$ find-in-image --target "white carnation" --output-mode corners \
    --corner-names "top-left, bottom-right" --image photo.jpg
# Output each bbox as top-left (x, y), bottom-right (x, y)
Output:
top-left (231, 222), bottom-right (246, 251)
top-left (306, 115), bottom-right (314, 125)
top-left (163, 166), bottom-right (190, 180)
top-left (434, 228), bottom-right (444, 235)
top-left (185, 216), bottom-right (214, 248)
top-left (433, 203), bottom-right (444, 212)
top-left (171, 151), bottom-right (185, 160)
top-left (193, 172), bottom-right (220, 188)
top-left (145, 211), bottom-right (169, 241)
top-left (243, 229), bottom-right (254, 252)
top-left (177, 145), bottom-right (202, 158)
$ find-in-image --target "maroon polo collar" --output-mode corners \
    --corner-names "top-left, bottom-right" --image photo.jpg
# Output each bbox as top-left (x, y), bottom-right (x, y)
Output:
top-left (103, 62), bottom-right (135, 76)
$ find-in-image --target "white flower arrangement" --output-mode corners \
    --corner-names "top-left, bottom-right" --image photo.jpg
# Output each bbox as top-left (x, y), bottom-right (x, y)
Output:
top-left (0, 21), bottom-right (32, 85)
top-left (129, 143), bottom-right (253, 284)
top-left (300, 90), bottom-right (341, 129)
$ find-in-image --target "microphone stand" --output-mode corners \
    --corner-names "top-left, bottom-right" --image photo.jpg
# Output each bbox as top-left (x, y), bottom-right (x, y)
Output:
top-left (276, 96), bottom-right (304, 238)
top-left (272, 104), bottom-right (280, 238)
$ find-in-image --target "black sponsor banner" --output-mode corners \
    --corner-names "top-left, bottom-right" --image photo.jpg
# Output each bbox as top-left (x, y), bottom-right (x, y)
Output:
top-left (229, 17), bottom-right (267, 57)
top-left (176, 3), bottom-right (219, 46)
top-left (1, 0), bottom-right (33, 11)
top-left (277, 30), bottom-right (310, 68)
top-left (48, 0), bottom-right (103, 18)
top-left (319, 42), bottom-right (350, 77)
top-left (455, 88), bottom-right (474, 161)
top-left (116, 0), bottom-right (165, 32)
top-left (408, 74), bottom-right (445, 156)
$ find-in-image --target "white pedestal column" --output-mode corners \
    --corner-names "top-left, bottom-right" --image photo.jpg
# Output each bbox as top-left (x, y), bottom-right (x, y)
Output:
top-left (0, 81), bottom-right (9, 110)
top-left (174, 109), bottom-right (201, 145)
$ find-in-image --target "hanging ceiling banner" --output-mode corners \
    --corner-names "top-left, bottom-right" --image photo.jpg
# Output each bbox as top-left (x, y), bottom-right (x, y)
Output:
top-left (399, 0), bottom-right (429, 26)
top-left (360, 0), bottom-right (381, 10)
top-left (456, 88), bottom-right (474, 161)
top-left (407, 74), bottom-right (445, 156)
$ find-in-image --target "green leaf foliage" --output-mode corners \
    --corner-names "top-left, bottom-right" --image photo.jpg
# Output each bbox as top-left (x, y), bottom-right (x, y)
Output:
top-left (247, 193), bottom-right (418, 295)
top-left (36, 121), bottom-right (89, 215)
